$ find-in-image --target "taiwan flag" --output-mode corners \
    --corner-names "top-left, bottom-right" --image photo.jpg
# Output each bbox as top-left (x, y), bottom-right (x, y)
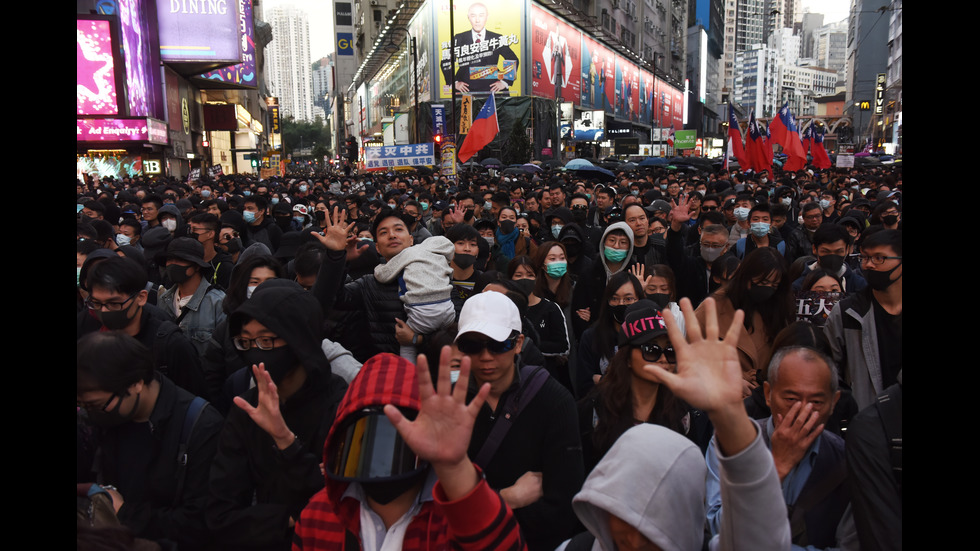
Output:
top-left (458, 93), bottom-right (500, 163)
top-left (772, 103), bottom-right (807, 171)
top-left (725, 104), bottom-right (749, 169)
top-left (812, 126), bottom-right (832, 169)
top-left (746, 109), bottom-right (772, 178)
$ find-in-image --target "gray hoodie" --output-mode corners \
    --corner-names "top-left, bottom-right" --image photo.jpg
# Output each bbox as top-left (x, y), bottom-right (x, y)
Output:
top-left (599, 221), bottom-right (635, 280)
top-left (572, 423), bottom-right (790, 551)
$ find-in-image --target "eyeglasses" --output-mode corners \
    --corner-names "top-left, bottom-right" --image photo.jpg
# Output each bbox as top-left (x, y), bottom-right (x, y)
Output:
top-left (608, 296), bottom-right (638, 306)
top-left (859, 254), bottom-right (902, 266)
top-left (639, 343), bottom-right (676, 363)
top-left (456, 334), bottom-right (519, 355)
top-left (233, 336), bottom-right (280, 351)
top-left (77, 392), bottom-right (119, 412)
top-left (85, 291), bottom-right (139, 312)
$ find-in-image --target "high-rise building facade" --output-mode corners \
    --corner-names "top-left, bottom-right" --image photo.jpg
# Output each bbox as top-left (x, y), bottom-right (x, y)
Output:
top-left (266, 5), bottom-right (314, 122)
top-left (845, 0), bottom-right (890, 144)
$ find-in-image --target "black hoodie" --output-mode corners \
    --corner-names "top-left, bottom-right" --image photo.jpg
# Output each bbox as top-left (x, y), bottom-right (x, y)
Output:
top-left (209, 280), bottom-right (348, 551)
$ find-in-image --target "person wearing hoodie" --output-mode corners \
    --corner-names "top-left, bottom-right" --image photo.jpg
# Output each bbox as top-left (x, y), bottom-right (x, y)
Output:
top-left (565, 297), bottom-right (791, 551)
top-left (156, 237), bottom-right (227, 359)
top-left (242, 194), bottom-right (284, 252)
top-left (292, 350), bottom-right (526, 551)
top-left (572, 221), bottom-right (636, 330)
top-left (206, 280), bottom-right (349, 551)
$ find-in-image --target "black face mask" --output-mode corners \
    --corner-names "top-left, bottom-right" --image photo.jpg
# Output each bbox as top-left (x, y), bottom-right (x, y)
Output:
top-left (453, 253), bottom-right (476, 269)
top-left (865, 262), bottom-right (901, 291)
top-left (882, 214), bottom-right (899, 225)
top-left (611, 304), bottom-right (628, 324)
top-left (562, 241), bottom-right (582, 259)
top-left (314, 210), bottom-right (327, 222)
top-left (96, 304), bottom-right (139, 331)
top-left (499, 220), bottom-right (516, 235)
top-left (748, 285), bottom-right (776, 303)
top-left (361, 469), bottom-right (429, 505)
top-left (571, 209), bottom-right (587, 224)
top-left (240, 345), bottom-right (298, 384)
top-left (817, 254), bottom-right (845, 273)
top-left (514, 278), bottom-right (536, 297)
top-left (648, 293), bottom-right (671, 309)
top-left (166, 264), bottom-right (194, 284)
top-left (275, 216), bottom-right (292, 232)
top-left (463, 208), bottom-right (475, 222)
top-left (87, 391), bottom-right (140, 428)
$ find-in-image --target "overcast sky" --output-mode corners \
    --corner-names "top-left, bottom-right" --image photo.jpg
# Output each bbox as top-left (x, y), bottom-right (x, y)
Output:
top-left (263, 0), bottom-right (852, 63)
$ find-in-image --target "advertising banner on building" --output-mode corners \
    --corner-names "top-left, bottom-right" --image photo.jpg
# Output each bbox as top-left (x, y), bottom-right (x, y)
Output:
top-left (580, 35), bottom-right (615, 113)
top-left (673, 130), bottom-right (697, 149)
top-left (614, 57), bottom-right (640, 122)
top-left (198, 0), bottom-right (257, 88)
top-left (438, 0), bottom-right (524, 99)
top-left (529, 5), bottom-right (581, 104)
top-left (77, 117), bottom-right (168, 144)
top-left (638, 70), bottom-right (655, 126)
top-left (409, 9), bottom-right (433, 103)
top-left (157, 0), bottom-right (240, 63)
top-left (431, 104), bottom-right (446, 135)
top-left (78, 19), bottom-right (120, 116)
top-left (364, 143), bottom-right (436, 169)
top-left (118, 0), bottom-right (163, 118)
top-left (652, 78), bottom-right (685, 130)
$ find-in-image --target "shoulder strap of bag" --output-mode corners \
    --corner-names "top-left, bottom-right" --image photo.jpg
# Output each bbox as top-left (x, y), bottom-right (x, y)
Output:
top-left (173, 396), bottom-right (208, 507)
top-left (474, 365), bottom-right (550, 468)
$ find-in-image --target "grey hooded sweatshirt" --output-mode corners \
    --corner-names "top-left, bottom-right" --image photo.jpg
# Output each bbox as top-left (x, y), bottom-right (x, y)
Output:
top-left (599, 221), bottom-right (635, 281)
top-left (572, 423), bottom-right (791, 551)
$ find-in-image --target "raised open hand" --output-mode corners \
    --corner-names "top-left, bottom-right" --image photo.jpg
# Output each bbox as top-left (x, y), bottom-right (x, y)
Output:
top-left (383, 346), bottom-right (490, 468)
top-left (628, 263), bottom-right (657, 297)
top-left (310, 206), bottom-right (355, 251)
top-left (669, 195), bottom-right (691, 226)
top-left (643, 297), bottom-right (744, 415)
top-left (233, 363), bottom-right (295, 449)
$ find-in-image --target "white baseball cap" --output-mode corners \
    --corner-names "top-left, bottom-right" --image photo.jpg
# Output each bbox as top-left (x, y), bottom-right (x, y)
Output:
top-left (456, 291), bottom-right (522, 342)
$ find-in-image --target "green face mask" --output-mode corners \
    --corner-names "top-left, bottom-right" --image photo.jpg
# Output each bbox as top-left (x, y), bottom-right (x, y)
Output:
top-left (545, 261), bottom-right (567, 278)
top-left (604, 247), bottom-right (628, 262)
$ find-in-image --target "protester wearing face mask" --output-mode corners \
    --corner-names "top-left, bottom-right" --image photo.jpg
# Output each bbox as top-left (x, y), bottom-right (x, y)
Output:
top-left (695, 247), bottom-right (794, 398)
top-left (727, 194), bottom-right (755, 247)
top-left (791, 224), bottom-right (867, 294)
top-left (733, 203), bottom-right (786, 259)
top-left (492, 206), bottom-right (536, 271)
top-left (573, 271), bottom-right (644, 398)
top-left (157, 204), bottom-right (185, 236)
top-left (665, 196), bottom-right (734, 308)
top-left (208, 280), bottom-right (349, 551)
top-left (825, 229), bottom-right (902, 409)
top-left (77, 332), bottom-right (224, 551)
top-left (156, 238), bottom-right (228, 359)
top-left (78, 255), bottom-right (207, 399)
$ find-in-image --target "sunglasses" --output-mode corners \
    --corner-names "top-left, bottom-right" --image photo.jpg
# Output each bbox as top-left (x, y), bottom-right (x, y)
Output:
top-left (457, 334), bottom-right (519, 355)
top-left (639, 343), bottom-right (676, 363)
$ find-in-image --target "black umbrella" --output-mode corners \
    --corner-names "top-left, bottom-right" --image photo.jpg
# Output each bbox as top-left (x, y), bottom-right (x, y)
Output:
top-left (480, 157), bottom-right (504, 168)
top-left (540, 159), bottom-right (566, 169)
top-left (572, 165), bottom-right (617, 182)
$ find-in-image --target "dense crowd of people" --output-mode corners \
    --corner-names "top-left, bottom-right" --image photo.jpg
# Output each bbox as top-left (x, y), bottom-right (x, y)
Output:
top-left (77, 161), bottom-right (902, 551)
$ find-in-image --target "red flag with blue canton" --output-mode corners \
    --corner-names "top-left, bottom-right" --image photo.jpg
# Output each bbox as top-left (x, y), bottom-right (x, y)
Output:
top-left (745, 109), bottom-right (772, 178)
top-left (812, 125), bottom-right (832, 169)
top-left (772, 103), bottom-right (807, 171)
top-left (458, 93), bottom-right (500, 163)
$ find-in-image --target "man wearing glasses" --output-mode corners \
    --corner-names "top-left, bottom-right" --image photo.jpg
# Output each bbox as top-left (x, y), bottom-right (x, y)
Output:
top-left (79, 255), bottom-right (207, 399)
top-left (457, 291), bottom-right (584, 551)
top-left (825, 229), bottom-right (902, 409)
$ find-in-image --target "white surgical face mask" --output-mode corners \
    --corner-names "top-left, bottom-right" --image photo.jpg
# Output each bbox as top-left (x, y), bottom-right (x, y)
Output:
top-left (162, 219), bottom-right (177, 232)
top-left (115, 234), bottom-right (132, 247)
top-left (246, 285), bottom-right (258, 299)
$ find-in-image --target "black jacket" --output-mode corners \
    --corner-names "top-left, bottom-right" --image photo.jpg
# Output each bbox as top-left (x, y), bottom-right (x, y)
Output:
top-left (77, 304), bottom-right (207, 400)
top-left (467, 365), bottom-right (585, 551)
top-left (207, 281), bottom-right (349, 551)
top-left (85, 374), bottom-right (223, 550)
top-left (314, 249), bottom-right (404, 357)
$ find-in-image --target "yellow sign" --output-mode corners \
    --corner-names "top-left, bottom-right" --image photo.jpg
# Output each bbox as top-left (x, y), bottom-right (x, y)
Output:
top-left (438, 0), bottom-right (524, 98)
top-left (460, 94), bottom-right (473, 134)
top-left (859, 101), bottom-right (870, 111)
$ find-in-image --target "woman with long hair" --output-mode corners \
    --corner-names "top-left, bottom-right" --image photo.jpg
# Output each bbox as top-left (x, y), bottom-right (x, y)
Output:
top-left (532, 241), bottom-right (573, 308)
top-left (573, 271), bottom-right (643, 399)
top-left (508, 255), bottom-right (572, 393)
top-left (695, 247), bottom-right (793, 398)
top-left (577, 299), bottom-right (711, 474)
